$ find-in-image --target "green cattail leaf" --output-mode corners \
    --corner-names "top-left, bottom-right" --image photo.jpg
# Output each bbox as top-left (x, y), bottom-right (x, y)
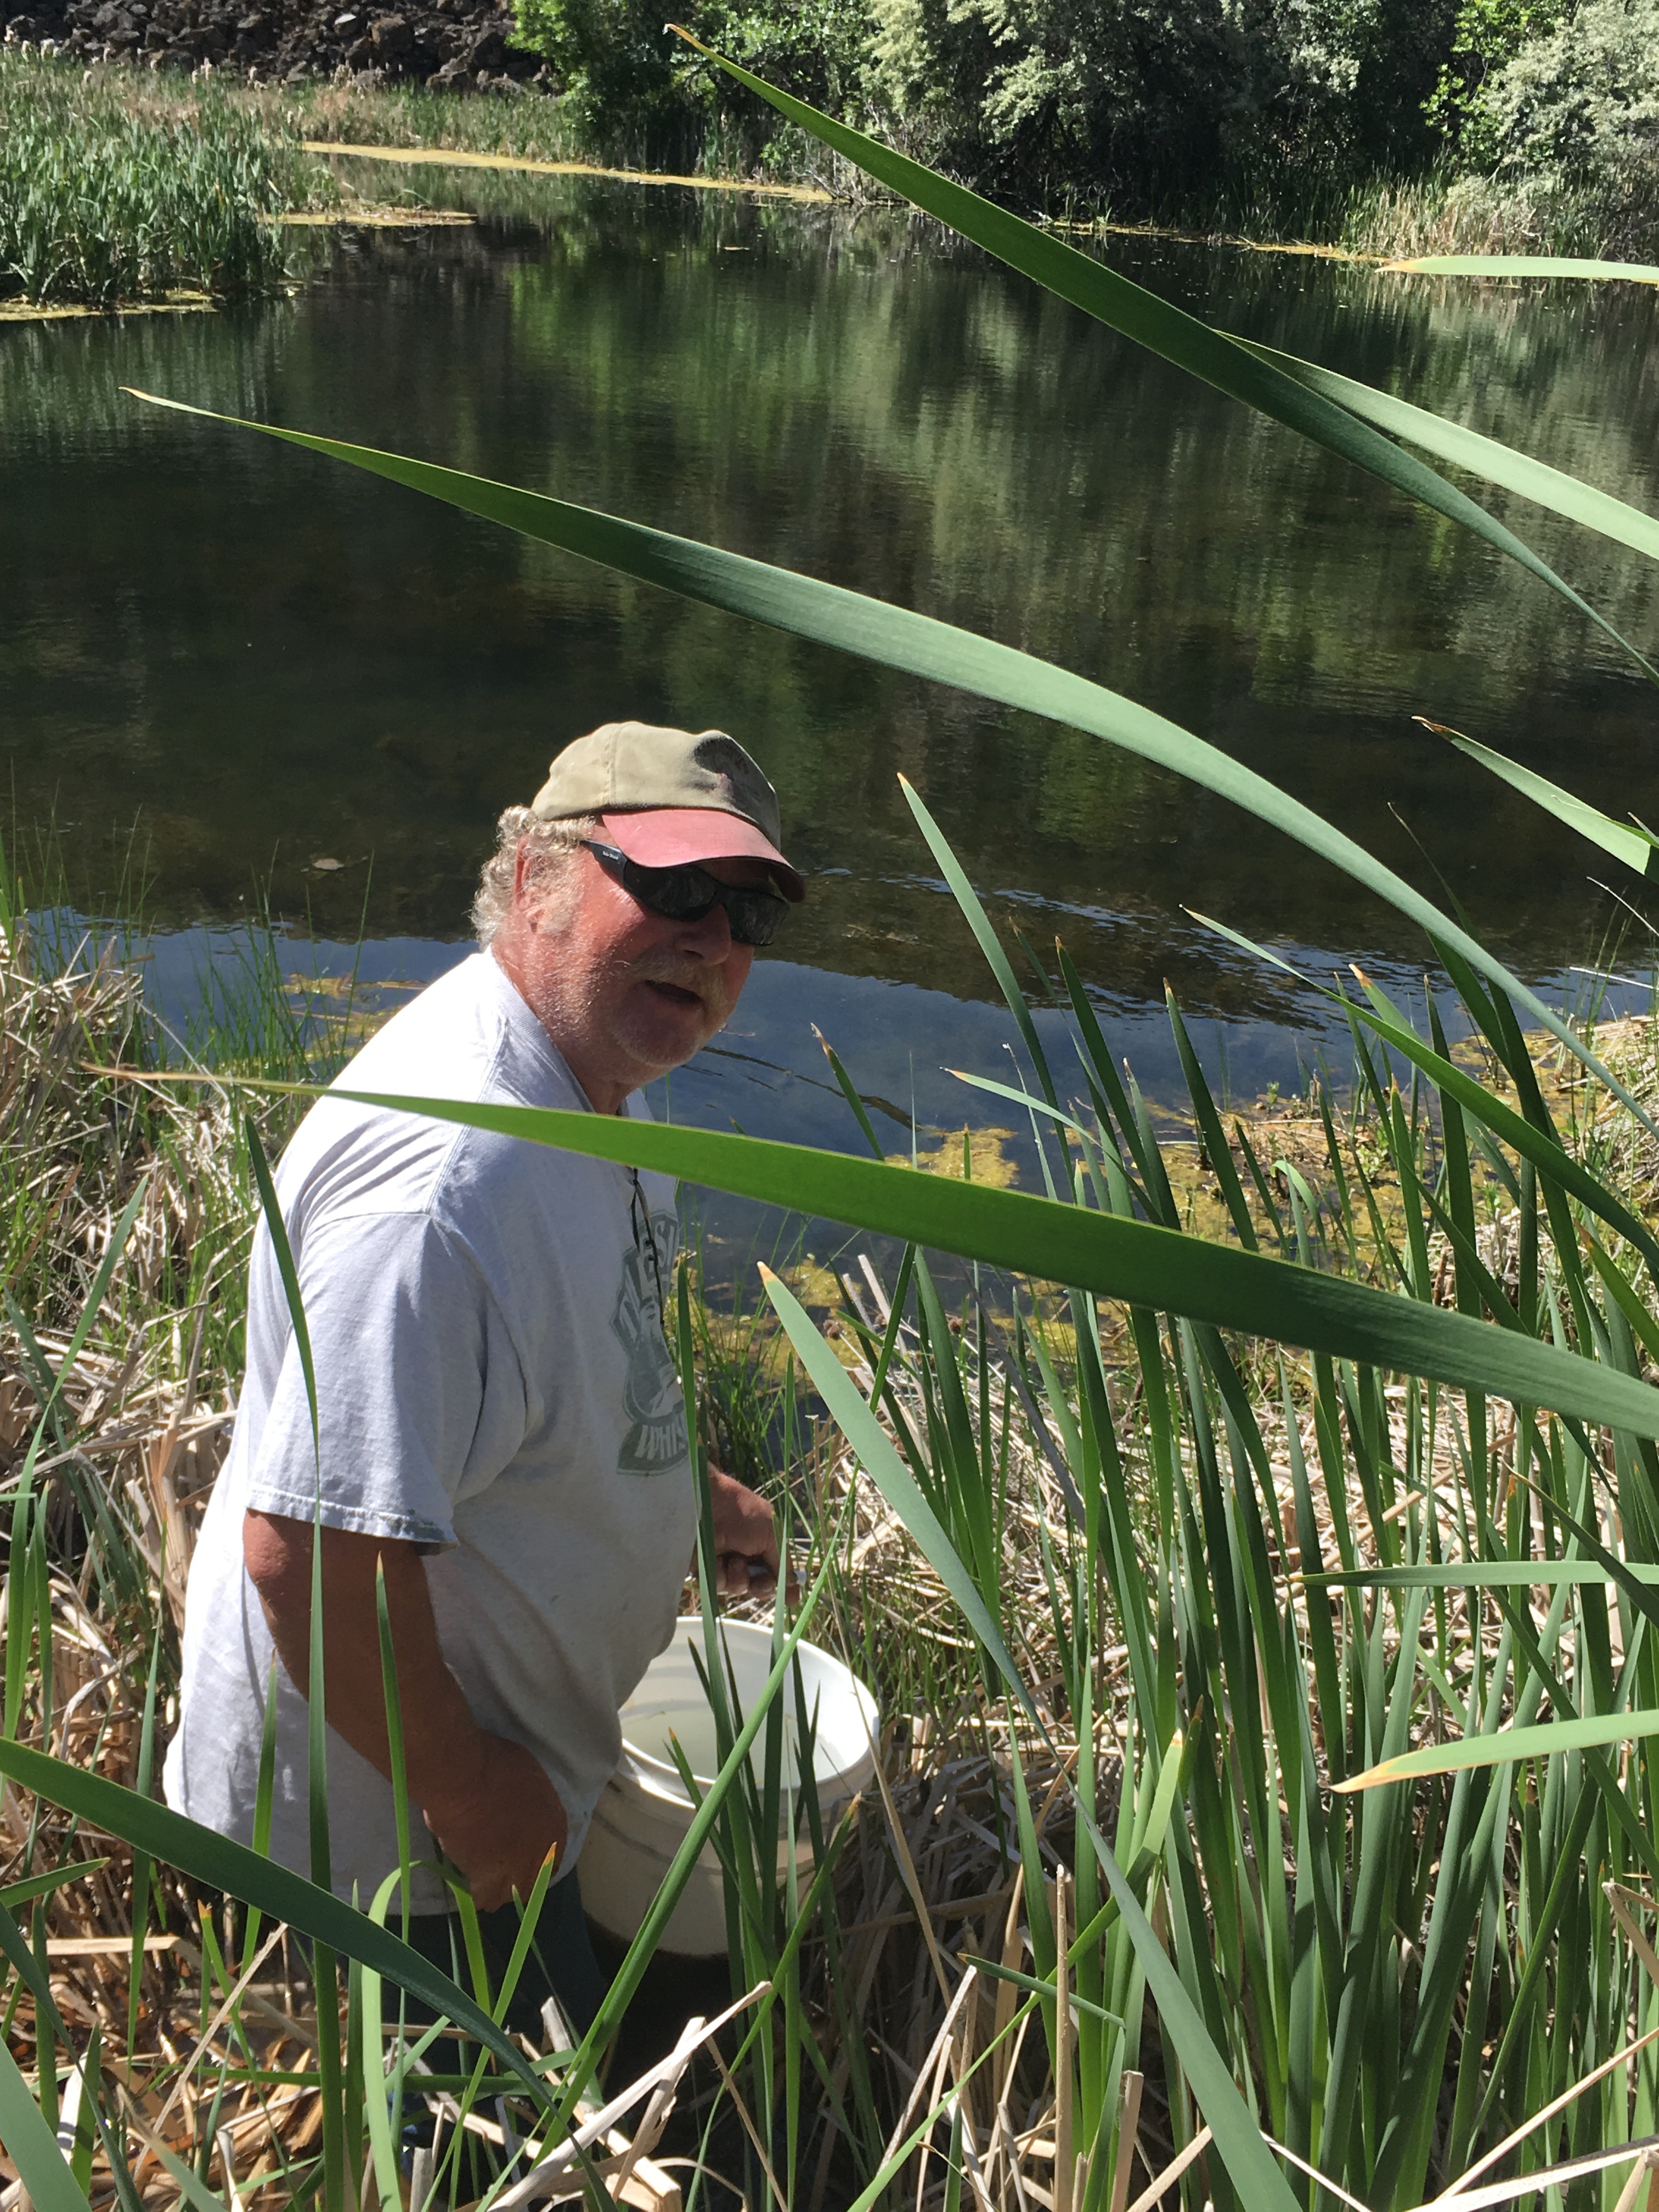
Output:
top-left (0, 1861), bottom-right (109, 1912)
top-left (1239, 341), bottom-right (1659, 566)
top-left (268, 1084), bottom-right (1659, 1444)
top-left (1339, 1708), bottom-right (1659, 1791)
top-left (0, 1736), bottom-right (545, 2098)
top-left (665, 40), bottom-right (1655, 681)
top-left (901, 775), bottom-right (1058, 1109)
top-left (1313, 1562), bottom-right (1659, 1587)
top-left (759, 1264), bottom-right (1031, 1711)
top-left (119, 386), bottom-right (1659, 1146)
top-left (0, 2038), bottom-right (91, 2212)
top-left (1437, 727), bottom-right (1658, 873)
top-left (1081, 1813), bottom-right (1304, 2212)
top-left (1396, 255), bottom-right (1659, 281)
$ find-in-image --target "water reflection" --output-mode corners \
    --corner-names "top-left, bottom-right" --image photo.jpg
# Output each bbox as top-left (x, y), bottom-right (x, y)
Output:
top-left (2, 173), bottom-right (1655, 1153)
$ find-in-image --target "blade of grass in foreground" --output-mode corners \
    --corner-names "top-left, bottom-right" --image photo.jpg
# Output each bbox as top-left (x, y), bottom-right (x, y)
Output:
top-left (1235, 342), bottom-right (1659, 565)
top-left (119, 390), bottom-right (1659, 1147)
top-left (1314, 1562), bottom-right (1659, 1587)
top-left (0, 2038), bottom-right (92, 2212)
top-left (0, 1737), bottom-right (543, 2095)
top-left (666, 35), bottom-right (1656, 681)
top-left (1339, 1708), bottom-right (1659, 1790)
top-left (0, 1861), bottom-right (110, 1912)
top-left (1430, 723), bottom-right (1658, 875)
top-left (259, 1080), bottom-right (1659, 1438)
top-left (1396, 255), bottom-right (1659, 281)
top-left (756, 1262), bottom-right (1029, 1707)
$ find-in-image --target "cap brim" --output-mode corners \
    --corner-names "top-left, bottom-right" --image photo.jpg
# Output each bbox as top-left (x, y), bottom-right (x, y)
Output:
top-left (602, 809), bottom-right (805, 902)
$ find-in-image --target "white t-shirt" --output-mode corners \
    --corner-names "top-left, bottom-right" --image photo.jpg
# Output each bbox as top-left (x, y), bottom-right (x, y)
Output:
top-left (163, 952), bottom-right (695, 1911)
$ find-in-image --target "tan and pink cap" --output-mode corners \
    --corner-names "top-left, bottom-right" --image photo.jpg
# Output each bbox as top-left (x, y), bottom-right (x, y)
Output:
top-left (530, 720), bottom-right (804, 902)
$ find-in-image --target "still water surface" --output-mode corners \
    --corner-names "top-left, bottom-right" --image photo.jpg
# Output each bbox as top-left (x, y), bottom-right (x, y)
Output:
top-left (4, 168), bottom-right (1657, 1222)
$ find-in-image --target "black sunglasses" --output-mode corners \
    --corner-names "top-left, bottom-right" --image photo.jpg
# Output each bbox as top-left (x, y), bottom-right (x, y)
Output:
top-left (581, 840), bottom-right (791, 949)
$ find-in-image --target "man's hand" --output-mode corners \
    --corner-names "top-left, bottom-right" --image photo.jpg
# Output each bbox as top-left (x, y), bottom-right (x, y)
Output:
top-left (704, 1466), bottom-right (786, 1600)
top-left (422, 1733), bottom-right (568, 1913)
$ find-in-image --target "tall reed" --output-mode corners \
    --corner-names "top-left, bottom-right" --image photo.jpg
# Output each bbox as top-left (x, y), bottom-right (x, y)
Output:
top-left (8, 55), bottom-right (1659, 2210)
top-left (0, 49), bottom-right (317, 305)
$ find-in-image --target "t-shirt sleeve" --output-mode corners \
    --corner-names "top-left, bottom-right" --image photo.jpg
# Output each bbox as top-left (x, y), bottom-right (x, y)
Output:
top-left (243, 1212), bottom-right (522, 1548)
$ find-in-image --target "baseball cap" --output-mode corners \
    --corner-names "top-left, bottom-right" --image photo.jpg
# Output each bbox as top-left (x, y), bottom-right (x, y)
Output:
top-left (530, 721), bottom-right (805, 902)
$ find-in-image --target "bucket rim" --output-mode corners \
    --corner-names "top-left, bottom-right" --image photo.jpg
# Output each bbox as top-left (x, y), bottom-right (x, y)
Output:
top-left (616, 1616), bottom-right (880, 1795)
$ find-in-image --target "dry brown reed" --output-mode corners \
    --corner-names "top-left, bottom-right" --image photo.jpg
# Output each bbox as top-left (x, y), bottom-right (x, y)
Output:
top-left (8, 912), bottom-right (1659, 2208)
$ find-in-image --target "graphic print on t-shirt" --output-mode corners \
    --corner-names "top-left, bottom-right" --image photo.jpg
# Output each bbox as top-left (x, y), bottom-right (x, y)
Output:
top-left (612, 1204), bottom-right (688, 1477)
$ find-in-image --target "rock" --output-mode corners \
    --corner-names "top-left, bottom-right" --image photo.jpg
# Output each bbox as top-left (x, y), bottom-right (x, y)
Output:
top-left (5, 0), bottom-right (531, 98)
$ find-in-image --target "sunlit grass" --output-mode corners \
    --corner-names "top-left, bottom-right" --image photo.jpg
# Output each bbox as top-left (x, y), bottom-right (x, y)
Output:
top-left (12, 808), bottom-right (1659, 2207)
top-left (7, 64), bottom-right (1659, 2200)
top-left (0, 49), bottom-right (329, 306)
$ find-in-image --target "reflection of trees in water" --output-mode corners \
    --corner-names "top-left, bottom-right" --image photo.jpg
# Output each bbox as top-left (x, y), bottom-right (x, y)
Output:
top-left (4, 192), bottom-right (1655, 1002)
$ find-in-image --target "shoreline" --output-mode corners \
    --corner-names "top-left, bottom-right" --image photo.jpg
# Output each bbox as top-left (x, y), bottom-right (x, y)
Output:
top-left (5, 45), bottom-right (1652, 320)
top-left (6, 117), bottom-right (1598, 327)
top-left (306, 136), bottom-right (836, 201)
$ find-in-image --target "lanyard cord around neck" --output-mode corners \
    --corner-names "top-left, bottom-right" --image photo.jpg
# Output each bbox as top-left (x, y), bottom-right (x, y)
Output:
top-left (629, 1166), bottom-right (673, 1351)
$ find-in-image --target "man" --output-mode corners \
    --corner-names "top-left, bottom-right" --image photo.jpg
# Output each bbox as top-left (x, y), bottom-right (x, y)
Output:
top-left (165, 721), bottom-right (804, 2033)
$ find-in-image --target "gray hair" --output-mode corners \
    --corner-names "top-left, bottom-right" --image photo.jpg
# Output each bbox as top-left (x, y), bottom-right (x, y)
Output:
top-left (472, 805), bottom-right (603, 949)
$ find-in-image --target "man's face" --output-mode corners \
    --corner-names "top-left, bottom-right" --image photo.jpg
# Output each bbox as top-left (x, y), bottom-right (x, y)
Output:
top-left (498, 836), bottom-right (764, 1111)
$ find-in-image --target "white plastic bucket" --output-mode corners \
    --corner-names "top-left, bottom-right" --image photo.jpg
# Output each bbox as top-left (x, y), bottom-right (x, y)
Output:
top-left (580, 1616), bottom-right (880, 1957)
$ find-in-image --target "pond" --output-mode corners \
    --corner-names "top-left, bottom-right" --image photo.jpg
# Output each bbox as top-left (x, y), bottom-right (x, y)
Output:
top-left (3, 165), bottom-right (1657, 1246)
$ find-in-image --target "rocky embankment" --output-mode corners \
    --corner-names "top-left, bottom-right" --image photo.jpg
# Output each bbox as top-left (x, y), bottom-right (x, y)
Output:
top-left (1, 0), bottom-right (541, 91)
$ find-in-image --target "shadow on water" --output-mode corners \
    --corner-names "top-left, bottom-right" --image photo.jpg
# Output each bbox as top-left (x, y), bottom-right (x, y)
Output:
top-left (4, 164), bottom-right (1657, 1252)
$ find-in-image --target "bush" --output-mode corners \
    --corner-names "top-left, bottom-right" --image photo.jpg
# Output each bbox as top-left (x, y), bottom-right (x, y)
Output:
top-left (510, 0), bottom-right (870, 166)
top-left (1423, 0), bottom-right (1569, 159)
top-left (510, 0), bottom-right (1651, 243)
top-left (1472, 0), bottom-right (1659, 182)
top-left (866, 0), bottom-right (1451, 214)
top-left (867, 0), bottom-right (1249, 204)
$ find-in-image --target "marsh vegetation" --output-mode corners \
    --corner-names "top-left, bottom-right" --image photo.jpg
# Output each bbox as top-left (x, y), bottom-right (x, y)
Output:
top-left (10, 774), bottom-right (1659, 2212)
top-left (6, 33), bottom-right (1659, 2212)
top-left (0, 53), bottom-right (336, 307)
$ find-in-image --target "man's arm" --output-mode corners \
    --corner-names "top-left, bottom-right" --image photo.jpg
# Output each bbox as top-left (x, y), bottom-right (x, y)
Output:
top-left (242, 1511), bottom-right (566, 1912)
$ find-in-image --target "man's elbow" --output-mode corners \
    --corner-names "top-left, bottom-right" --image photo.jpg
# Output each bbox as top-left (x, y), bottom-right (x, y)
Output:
top-left (243, 1508), bottom-right (313, 1617)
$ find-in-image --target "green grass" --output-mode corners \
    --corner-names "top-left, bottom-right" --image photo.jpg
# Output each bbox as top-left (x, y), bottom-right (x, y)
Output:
top-left (11, 819), bottom-right (1659, 2210)
top-left (0, 49), bottom-right (329, 306)
top-left (270, 73), bottom-right (583, 163)
top-left (15, 37), bottom-right (1644, 314)
top-left (1337, 160), bottom-right (1659, 261)
top-left (8, 61), bottom-right (1659, 2212)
